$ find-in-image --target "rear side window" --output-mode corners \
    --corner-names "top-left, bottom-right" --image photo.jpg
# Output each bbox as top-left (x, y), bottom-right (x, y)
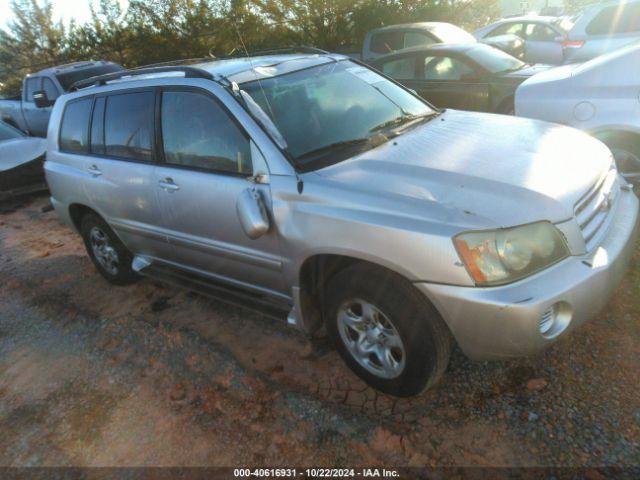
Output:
top-left (525, 23), bottom-right (558, 41)
top-left (59, 98), bottom-right (93, 153)
top-left (586, 2), bottom-right (640, 35)
top-left (104, 91), bottom-right (154, 162)
top-left (370, 32), bottom-right (404, 54)
top-left (160, 90), bottom-right (252, 174)
top-left (24, 77), bottom-right (40, 102)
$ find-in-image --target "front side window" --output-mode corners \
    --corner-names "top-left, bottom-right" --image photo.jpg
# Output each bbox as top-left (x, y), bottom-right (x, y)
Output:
top-left (424, 56), bottom-right (476, 81)
top-left (24, 77), bottom-right (40, 103)
top-left (59, 98), bottom-right (93, 153)
top-left (0, 121), bottom-right (25, 141)
top-left (380, 57), bottom-right (417, 80)
top-left (465, 45), bottom-right (525, 74)
top-left (370, 32), bottom-right (404, 54)
top-left (161, 91), bottom-right (252, 174)
top-left (104, 91), bottom-right (154, 162)
top-left (242, 61), bottom-right (434, 170)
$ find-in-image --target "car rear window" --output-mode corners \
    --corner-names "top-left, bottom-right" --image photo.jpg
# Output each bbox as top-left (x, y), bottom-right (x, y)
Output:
top-left (104, 91), bottom-right (154, 162)
top-left (586, 2), bottom-right (640, 35)
top-left (59, 98), bottom-right (93, 154)
top-left (370, 31), bottom-right (404, 54)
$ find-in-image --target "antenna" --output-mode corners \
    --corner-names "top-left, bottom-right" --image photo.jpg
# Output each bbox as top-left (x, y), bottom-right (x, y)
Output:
top-left (233, 23), bottom-right (277, 122)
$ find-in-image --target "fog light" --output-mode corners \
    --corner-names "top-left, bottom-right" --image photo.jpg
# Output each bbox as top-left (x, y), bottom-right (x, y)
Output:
top-left (539, 307), bottom-right (555, 335)
top-left (539, 302), bottom-right (572, 339)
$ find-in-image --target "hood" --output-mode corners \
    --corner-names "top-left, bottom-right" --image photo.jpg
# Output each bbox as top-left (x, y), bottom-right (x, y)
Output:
top-left (502, 63), bottom-right (553, 79)
top-left (0, 137), bottom-right (46, 171)
top-left (314, 109), bottom-right (613, 228)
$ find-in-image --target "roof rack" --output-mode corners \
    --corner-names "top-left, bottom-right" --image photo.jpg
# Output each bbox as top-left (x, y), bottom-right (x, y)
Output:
top-left (221, 46), bottom-right (329, 59)
top-left (69, 66), bottom-right (214, 91)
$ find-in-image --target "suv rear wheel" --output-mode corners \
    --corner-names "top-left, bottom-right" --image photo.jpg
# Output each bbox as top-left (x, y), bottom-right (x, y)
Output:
top-left (324, 263), bottom-right (452, 397)
top-left (80, 213), bottom-right (138, 285)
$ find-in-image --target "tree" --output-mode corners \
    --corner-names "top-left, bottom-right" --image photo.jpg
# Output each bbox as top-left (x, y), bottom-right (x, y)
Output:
top-left (0, 0), bottom-right (67, 95)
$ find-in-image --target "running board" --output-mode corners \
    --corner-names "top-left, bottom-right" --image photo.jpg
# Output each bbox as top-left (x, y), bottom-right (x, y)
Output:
top-left (133, 257), bottom-right (291, 321)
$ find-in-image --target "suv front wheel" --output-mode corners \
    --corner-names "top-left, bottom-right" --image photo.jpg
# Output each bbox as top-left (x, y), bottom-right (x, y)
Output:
top-left (324, 263), bottom-right (452, 397)
top-left (80, 213), bottom-right (138, 285)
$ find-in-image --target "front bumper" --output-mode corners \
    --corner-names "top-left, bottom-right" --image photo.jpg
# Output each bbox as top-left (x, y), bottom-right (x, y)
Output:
top-left (416, 187), bottom-right (639, 361)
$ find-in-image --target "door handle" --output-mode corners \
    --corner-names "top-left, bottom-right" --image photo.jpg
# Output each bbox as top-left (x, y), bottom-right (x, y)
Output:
top-left (158, 178), bottom-right (180, 192)
top-left (87, 165), bottom-right (102, 177)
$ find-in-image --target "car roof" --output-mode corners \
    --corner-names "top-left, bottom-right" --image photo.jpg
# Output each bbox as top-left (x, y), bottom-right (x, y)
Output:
top-left (371, 43), bottom-right (480, 62)
top-left (30, 61), bottom-right (121, 78)
top-left (368, 22), bottom-right (451, 33)
top-left (496, 15), bottom-right (560, 24)
top-left (193, 53), bottom-right (348, 84)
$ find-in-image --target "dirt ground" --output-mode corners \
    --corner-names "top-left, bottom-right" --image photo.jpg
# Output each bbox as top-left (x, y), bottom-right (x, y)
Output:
top-left (0, 195), bottom-right (639, 469)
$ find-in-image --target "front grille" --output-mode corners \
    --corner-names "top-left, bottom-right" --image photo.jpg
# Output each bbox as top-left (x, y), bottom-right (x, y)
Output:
top-left (574, 169), bottom-right (619, 252)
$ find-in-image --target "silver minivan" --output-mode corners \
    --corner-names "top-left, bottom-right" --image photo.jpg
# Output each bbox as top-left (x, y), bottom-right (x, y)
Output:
top-left (45, 53), bottom-right (639, 396)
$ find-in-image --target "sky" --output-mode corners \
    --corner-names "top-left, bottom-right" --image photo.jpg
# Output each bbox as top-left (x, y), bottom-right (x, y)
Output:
top-left (0, 0), bottom-right (129, 30)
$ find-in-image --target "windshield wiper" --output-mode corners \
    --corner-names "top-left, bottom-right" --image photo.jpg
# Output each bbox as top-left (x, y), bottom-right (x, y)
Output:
top-left (369, 113), bottom-right (437, 134)
top-left (296, 138), bottom-right (372, 162)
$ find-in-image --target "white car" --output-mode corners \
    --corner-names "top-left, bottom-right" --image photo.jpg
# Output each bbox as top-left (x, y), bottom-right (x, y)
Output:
top-left (515, 42), bottom-right (640, 183)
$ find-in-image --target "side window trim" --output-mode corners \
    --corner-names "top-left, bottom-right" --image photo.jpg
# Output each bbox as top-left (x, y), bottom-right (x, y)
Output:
top-left (58, 95), bottom-right (94, 154)
top-left (157, 85), bottom-right (254, 177)
top-left (89, 87), bottom-right (158, 164)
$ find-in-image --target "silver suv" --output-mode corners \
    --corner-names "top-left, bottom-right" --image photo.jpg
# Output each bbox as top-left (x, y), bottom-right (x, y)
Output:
top-left (45, 52), bottom-right (639, 396)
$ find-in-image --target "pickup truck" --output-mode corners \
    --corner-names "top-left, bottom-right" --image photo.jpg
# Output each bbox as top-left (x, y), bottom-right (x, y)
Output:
top-left (0, 60), bottom-right (122, 137)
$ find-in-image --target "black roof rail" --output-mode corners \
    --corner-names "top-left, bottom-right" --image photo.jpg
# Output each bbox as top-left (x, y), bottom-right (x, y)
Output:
top-left (221, 46), bottom-right (330, 59)
top-left (69, 65), bottom-right (214, 91)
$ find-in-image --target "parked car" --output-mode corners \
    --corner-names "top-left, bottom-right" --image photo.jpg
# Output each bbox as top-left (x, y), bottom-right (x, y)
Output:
top-left (0, 60), bottom-right (123, 137)
top-left (475, 15), bottom-right (575, 64)
top-left (562, 0), bottom-right (640, 63)
top-left (363, 22), bottom-right (524, 61)
top-left (0, 120), bottom-right (46, 200)
top-left (516, 42), bottom-right (640, 184)
top-left (45, 53), bottom-right (638, 396)
top-left (371, 43), bottom-right (551, 113)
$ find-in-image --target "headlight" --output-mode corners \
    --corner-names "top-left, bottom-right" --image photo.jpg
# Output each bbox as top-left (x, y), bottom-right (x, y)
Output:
top-left (454, 221), bottom-right (570, 286)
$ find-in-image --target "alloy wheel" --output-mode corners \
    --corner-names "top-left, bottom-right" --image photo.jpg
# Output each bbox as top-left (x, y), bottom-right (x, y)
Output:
top-left (89, 226), bottom-right (119, 276)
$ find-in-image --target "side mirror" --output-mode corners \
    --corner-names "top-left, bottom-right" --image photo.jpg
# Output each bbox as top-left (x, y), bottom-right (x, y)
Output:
top-left (236, 188), bottom-right (270, 239)
top-left (33, 90), bottom-right (56, 108)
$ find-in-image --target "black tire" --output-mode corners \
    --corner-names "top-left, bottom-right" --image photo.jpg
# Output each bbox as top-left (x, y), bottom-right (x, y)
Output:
top-left (601, 134), bottom-right (640, 186)
top-left (80, 213), bottom-right (138, 285)
top-left (324, 263), bottom-right (452, 397)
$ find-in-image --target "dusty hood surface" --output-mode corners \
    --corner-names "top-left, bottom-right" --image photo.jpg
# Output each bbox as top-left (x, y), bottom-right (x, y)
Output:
top-left (315, 109), bottom-right (612, 228)
top-left (0, 137), bottom-right (47, 171)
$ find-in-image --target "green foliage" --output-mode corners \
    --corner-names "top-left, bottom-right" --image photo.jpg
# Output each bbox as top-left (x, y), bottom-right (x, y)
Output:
top-left (0, 0), bottom-right (500, 95)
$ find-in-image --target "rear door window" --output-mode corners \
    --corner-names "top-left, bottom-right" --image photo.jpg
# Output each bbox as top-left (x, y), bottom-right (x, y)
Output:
top-left (404, 32), bottom-right (435, 48)
top-left (525, 23), bottom-right (558, 41)
top-left (104, 91), bottom-right (154, 162)
top-left (160, 90), bottom-right (252, 174)
top-left (488, 22), bottom-right (524, 37)
top-left (424, 56), bottom-right (476, 81)
top-left (59, 98), bottom-right (93, 153)
top-left (370, 32), bottom-right (404, 54)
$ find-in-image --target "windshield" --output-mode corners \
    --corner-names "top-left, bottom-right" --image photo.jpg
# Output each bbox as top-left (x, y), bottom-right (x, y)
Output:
top-left (0, 121), bottom-right (25, 141)
top-left (241, 60), bottom-right (435, 170)
top-left (466, 44), bottom-right (525, 74)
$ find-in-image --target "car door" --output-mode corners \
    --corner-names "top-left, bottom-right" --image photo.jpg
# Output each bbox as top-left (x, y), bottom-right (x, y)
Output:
top-left (22, 77), bottom-right (51, 137)
top-left (415, 54), bottom-right (490, 111)
top-left (79, 89), bottom-right (168, 258)
top-left (523, 23), bottom-right (564, 64)
top-left (153, 87), bottom-right (285, 295)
